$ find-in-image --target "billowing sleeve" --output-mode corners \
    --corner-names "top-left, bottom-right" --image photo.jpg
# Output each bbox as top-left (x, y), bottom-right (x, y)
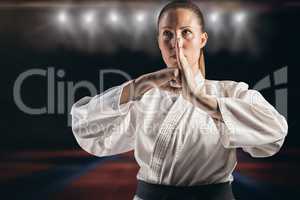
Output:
top-left (216, 81), bottom-right (288, 157)
top-left (70, 80), bottom-right (138, 157)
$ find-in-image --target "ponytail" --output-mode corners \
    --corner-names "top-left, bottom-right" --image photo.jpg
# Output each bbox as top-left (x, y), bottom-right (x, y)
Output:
top-left (199, 48), bottom-right (205, 78)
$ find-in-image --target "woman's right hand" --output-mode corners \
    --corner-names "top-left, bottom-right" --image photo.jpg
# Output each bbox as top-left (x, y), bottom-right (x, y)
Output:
top-left (120, 67), bottom-right (181, 105)
top-left (134, 67), bottom-right (182, 98)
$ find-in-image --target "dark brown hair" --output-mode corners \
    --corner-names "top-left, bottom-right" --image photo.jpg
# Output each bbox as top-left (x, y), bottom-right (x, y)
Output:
top-left (157, 0), bottom-right (206, 77)
top-left (157, 0), bottom-right (205, 32)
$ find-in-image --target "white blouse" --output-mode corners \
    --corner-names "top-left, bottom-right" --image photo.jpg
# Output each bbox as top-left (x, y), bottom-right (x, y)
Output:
top-left (70, 78), bottom-right (288, 186)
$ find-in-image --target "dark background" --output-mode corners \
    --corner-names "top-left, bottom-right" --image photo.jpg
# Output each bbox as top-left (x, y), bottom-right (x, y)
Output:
top-left (0, 0), bottom-right (299, 199)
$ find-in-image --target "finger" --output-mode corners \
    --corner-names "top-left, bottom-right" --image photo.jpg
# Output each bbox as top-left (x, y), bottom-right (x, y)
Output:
top-left (171, 68), bottom-right (182, 86)
top-left (175, 38), bottom-right (183, 70)
top-left (177, 39), bottom-right (190, 72)
top-left (176, 39), bottom-right (193, 90)
top-left (175, 46), bottom-right (197, 94)
top-left (160, 82), bottom-right (182, 94)
top-left (163, 67), bottom-right (180, 82)
top-left (179, 47), bottom-right (189, 69)
top-left (170, 80), bottom-right (182, 88)
top-left (155, 67), bottom-right (177, 80)
top-left (153, 67), bottom-right (180, 86)
top-left (176, 38), bottom-right (188, 67)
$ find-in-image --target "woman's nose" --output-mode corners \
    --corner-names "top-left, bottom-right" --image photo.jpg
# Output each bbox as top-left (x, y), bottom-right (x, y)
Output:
top-left (171, 35), bottom-right (183, 49)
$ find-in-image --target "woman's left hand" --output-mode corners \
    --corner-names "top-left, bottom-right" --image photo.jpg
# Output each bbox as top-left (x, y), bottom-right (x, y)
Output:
top-left (175, 38), bottom-right (220, 117)
top-left (175, 38), bottom-right (205, 101)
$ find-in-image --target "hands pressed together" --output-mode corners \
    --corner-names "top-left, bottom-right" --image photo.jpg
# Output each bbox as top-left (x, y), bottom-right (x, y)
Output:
top-left (134, 38), bottom-right (205, 99)
top-left (121, 38), bottom-right (220, 118)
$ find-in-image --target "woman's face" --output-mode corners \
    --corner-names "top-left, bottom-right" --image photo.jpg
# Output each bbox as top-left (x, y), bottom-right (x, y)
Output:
top-left (158, 8), bottom-right (208, 75)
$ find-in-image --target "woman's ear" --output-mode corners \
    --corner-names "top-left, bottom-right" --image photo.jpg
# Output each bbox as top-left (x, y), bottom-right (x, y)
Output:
top-left (200, 32), bottom-right (208, 48)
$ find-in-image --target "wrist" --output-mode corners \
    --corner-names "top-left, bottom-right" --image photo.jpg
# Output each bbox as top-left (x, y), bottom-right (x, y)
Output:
top-left (133, 75), bottom-right (152, 100)
top-left (131, 78), bottom-right (142, 101)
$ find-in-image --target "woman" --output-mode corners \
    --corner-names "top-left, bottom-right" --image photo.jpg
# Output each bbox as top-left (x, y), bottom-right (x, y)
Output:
top-left (70, 1), bottom-right (288, 199)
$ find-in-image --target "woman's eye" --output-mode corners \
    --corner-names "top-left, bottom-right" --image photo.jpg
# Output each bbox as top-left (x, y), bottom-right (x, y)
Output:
top-left (182, 29), bottom-right (193, 38)
top-left (162, 31), bottom-right (173, 40)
